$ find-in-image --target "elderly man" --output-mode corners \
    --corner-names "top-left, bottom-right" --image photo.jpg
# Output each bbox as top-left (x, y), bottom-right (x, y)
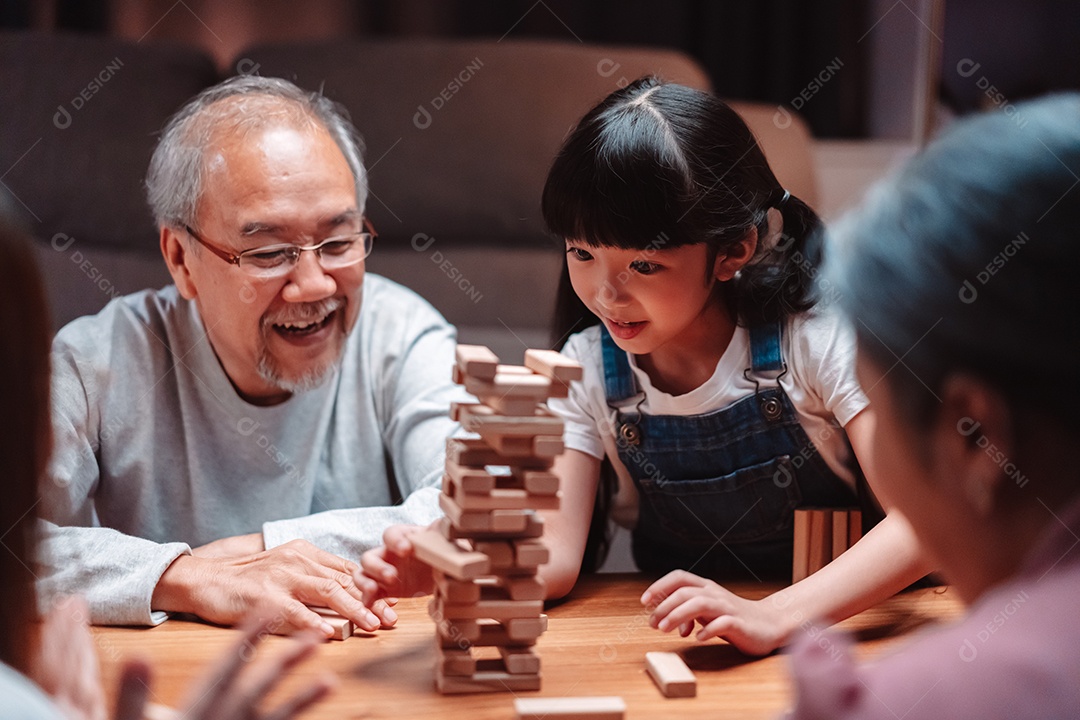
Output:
top-left (39, 76), bottom-right (464, 636)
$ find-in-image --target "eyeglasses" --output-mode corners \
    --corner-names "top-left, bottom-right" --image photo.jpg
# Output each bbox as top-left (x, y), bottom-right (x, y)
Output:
top-left (183, 217), bottom-right (377, 279)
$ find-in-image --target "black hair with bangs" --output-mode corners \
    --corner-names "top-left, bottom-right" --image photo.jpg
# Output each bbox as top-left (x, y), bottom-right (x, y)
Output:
top-left (544, 76), bottom-right (823, 347)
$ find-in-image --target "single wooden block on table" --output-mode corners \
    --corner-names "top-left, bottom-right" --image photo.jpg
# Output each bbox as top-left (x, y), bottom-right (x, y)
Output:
top-left (455, 345), bottom-right (499, 381)
top-left (308, 606), bottom-right (353, 641)
top-left (515, 696), bottom-right (626, 719)
top-left (644, 651), bottom-right (697, 698)
top-left (410, 527), bottom-right (490, 580)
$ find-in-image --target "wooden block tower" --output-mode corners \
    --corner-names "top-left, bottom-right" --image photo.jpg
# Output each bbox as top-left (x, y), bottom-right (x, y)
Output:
top-left (414, 345), bottom-right (582, 694)
top-left (792, 507), bottom-right (862, 583)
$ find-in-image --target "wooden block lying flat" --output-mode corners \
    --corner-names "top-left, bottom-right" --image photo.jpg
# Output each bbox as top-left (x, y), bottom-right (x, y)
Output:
top-left (411, 527), bottom-right (490, 580)
top-left (309, 608), bottom-right (353, 641)
top-left (446, 478), bottom-right (561, 512)
top-left (644, 651), bottom-right (696, 698)
top-left (523, 348), bottom-right (584, 382)
top-left (518, 470), bottom-right (560, 495)
top-left (487, 434), bottom-right (565, 458)
top-left (446, 437), bottom-right (553, 470)
top-left (496, 575), bottom-right (546, 601)
top-left (439, 617), bottom-right (547, 647)
top-left (439, 493), bottom-right (531, 533)
top-left (436, 669), bottom-right (540, 694)
top-left (437, 647), bottom-right (476, 676)
top-left (482, 396), bottom-right (540, 416)
top-left (515, 696), bottom-right (626, 720)
top-left (434, 572), bottom-right (482, 603)
top-left (793, 509), bottom-right (811, 583)
top-left (456, 345), bottom-right (499, 381)
top-left (446, 512), bottom-right (544, 542)
top-left (473, 540), bottom-right (515, 566)
top-left (499, 646), bottom-right (541, 674)
top-left (454, 403), bottom-right (564, 436)
top-left (465, 372), bottom-right (554, 402)
top-left (444, 460), bottom-right (498, 493)
top-left (439, 598), bottom-right (544, 621)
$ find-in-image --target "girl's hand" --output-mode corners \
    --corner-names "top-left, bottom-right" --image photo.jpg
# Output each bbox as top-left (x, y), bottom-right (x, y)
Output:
top-left (30, 595), bottom-right (108, 720)
top-left (642, 570), bottom-right (789, 657)
top-left (357, 523), bottom-right (436, 604)
top-left (113, 613), bottom-right (334, 720)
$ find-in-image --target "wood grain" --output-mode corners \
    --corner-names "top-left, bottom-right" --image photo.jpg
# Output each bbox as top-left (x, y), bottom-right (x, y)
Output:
top-left (93, 574), bottom-right (963, 720)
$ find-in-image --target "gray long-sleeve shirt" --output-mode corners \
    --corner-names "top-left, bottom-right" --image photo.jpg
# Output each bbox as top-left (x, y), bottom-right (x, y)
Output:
top-left (38, 274), bottom-right (467, 626)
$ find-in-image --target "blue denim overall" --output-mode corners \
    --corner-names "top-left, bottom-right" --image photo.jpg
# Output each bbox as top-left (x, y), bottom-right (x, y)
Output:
top-left (602, 322), bottom-right (857, 580)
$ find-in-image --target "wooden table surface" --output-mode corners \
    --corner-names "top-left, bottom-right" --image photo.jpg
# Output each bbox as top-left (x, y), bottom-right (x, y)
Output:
top-left (93, 574), bottom-right (964, 719)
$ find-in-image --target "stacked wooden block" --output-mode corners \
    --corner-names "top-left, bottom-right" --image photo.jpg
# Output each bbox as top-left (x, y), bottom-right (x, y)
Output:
top-left (792, 508), bottom-right (863, 582)
top-left (413, 345), bottom-right (582, 694)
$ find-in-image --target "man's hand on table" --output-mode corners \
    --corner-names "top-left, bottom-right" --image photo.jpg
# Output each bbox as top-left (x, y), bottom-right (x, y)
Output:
top-left (152, 539), bottom-right (398, 638)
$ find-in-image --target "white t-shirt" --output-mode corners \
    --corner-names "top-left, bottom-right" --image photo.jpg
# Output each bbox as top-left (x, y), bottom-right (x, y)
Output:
top-left (549, 309), bottom-right (868, 528)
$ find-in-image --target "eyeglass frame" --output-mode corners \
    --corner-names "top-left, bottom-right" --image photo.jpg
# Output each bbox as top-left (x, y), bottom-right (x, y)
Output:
top-left (182, 216), bottom-right (377, 276)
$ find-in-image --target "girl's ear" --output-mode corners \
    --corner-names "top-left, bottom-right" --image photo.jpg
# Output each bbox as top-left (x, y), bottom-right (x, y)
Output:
top-left (713, 227), bottom-right (758, 281)
top-left (932, 374), bottom-right (1014, 517)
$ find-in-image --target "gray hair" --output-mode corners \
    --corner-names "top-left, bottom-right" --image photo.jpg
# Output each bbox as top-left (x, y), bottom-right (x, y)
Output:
top-left (824, 93), bottom-right (1080, 425)
top-left (146, 75), bottom-right (368, 230)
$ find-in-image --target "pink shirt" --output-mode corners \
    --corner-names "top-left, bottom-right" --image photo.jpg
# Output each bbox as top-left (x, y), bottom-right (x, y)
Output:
top-left (784, 497), bottom-right (1080, 719)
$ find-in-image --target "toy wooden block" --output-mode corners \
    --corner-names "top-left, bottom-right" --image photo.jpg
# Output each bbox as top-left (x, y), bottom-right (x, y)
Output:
top-left (832, 509), bottom-right (850, 561)
top-left (806, 508), bottom-right (832, 575)
top-left (434, 571), bottom-right (482, 603)
top-left (848, 509), bottom-right (863, 545)
top-left (439, 493), bottom-right (532, 533)
top-left (437, 647), bottom-right (476, 676)
top-left (308, 607), bottom-right (353, 640)
top-left (444, 459), bottom-right (498, 493)
top-left (495, 575), bottom-right (547, 601)
top-left (446, 512), bottom-right (545, 541)
top-left (517, 469), bottom-right (560, 495)
top-left (455, 345), bottom-right (499, 381)
top-left (446, 437), bottom-right (553, 470)
top-left (793, 508), bottom-right (811, 583)
top-left (515, 696), bottom-right (626, 720)
top-left (439, 618), bottom-right (541, 648)
top-left (523, 348), bottom-right (584, 383)
top-left (487, 434), bottom-right (565, 458)
top-left (445, 477), bottom-right (561, 512)
top-left (436, 669), bottom-right (541, 694)
top-left (499, 646), bottom-right (541, 674)
top-left (452, 403), bottom-right (564, 436)
top-left (481, 396), bottom-right (540, 416)
top-left (645, 651), bottom-right (697, 698)
top-left (464, 372), bottom-right (554, 402)
top-left (437, 598), bottom-right (545, 621)
top-left (410, 527), bottom-right (490, 581)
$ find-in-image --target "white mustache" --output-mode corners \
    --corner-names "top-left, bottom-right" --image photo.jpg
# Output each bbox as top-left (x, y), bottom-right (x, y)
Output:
top-left (264, 297), bottom-right (343, 328)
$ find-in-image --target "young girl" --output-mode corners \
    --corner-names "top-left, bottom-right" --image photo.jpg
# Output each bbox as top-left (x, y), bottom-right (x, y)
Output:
top-left (361, 77), bottom-right (930, 656)
top-left (783, 93), bottom-right (1080, 718)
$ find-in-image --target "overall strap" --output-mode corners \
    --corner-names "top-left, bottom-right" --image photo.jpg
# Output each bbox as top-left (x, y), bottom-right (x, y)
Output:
top-left (748, 321), bottom-right (786, 378)
top-left (600, 326), bottom-right (638, 403)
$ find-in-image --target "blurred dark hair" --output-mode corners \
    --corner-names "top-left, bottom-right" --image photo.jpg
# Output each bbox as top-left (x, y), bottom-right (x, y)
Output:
top-left (0, 207), bottom-right (51, 672)
top-left (544, 76), bottom-right (823, 347)
top-left (827, 93), bottom-right (1080, 431)
top-left (542, 77), bottom-right (824, 569)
